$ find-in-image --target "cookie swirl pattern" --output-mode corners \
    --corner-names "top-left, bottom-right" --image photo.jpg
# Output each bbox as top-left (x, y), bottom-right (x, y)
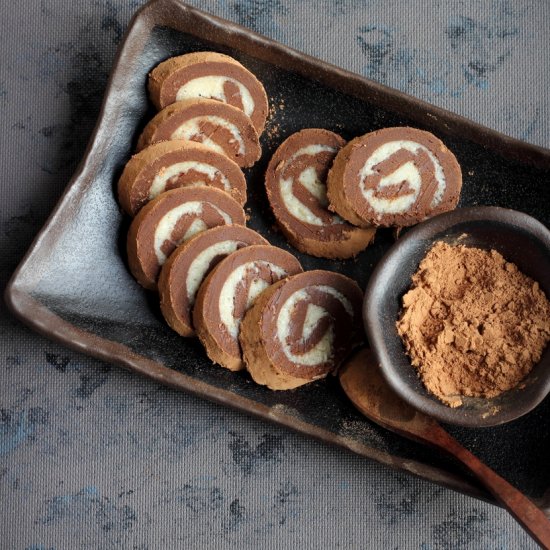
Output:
top-left (136, 98), bottom-right (261, 168)
top-left (118, 140), bottom-right (247, 216)
top-left (327, 127), bottom-right (462, 227)
top-left (266, 129), bottom-right (376, 258)
top-left (158, 225), bottom-right (268, 337)
top-left (148, 52), bottom-right (268, 132)
top-left (193, 245), bottom-right (303, 371)
top-left (127, 187), bottom-right (245, 290)
top-left (240, 270), bottom-right (363, 390)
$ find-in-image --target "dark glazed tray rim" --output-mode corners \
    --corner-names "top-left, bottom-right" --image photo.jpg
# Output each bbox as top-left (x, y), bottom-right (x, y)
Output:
top-left (4, 0), bottom-right (550, 512)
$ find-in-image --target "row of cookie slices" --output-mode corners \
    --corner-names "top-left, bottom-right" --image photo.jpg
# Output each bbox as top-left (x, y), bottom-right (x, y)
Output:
top-left (264, 127), bottom-right (463, 260)
top-left (117, 52), bottom-right (364, 390)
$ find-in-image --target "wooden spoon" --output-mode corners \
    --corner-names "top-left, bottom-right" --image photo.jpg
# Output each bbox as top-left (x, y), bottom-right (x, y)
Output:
top-left (339, 348), bottom-right (550, 549)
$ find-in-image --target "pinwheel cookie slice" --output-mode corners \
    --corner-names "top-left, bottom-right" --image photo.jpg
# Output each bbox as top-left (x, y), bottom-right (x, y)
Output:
top-left (240, 270), bottom-right (363, 390)
top-left (158, 225), bottom-right (268, 337)
top-left (127, 187), bottom-right (245, 290)
top-left (327, 127), bottom-right (462, 227)
top-left (265, 129), bottom-right (376, 259)
top-left (118, 140), bottom-right (247, 216)
top-left (148, 52), bottom-right (268, 133)
top-left (136, 98), bottom-right (261, 168)
top-left (193, 245), bottom-right (303, 372)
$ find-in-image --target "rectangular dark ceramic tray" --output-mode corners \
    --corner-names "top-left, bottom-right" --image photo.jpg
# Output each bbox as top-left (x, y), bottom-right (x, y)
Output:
top-left (6, 0), bottom-right (550, 511)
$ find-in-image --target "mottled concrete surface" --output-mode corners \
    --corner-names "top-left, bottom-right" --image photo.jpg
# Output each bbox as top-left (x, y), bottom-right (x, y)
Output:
top-left (1, 1), bottom-right (548, 548)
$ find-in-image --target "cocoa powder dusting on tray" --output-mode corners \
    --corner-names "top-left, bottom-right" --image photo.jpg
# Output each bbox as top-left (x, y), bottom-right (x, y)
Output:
top-left (396, 241), bottom-right (550, 408)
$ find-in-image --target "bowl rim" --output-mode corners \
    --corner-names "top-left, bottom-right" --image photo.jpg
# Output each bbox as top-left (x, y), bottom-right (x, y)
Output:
top-left (363, 205), bottom-right (550, 428)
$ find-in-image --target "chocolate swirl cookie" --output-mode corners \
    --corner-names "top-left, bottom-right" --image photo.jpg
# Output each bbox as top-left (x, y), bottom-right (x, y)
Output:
top-left (148, 52), bottom-right (268, 133)
top-left (127, 187), bottom-right (245, 290)
top-left (193, 245), bottom-right (303, 371)
top-left (118, 140), bottom-right (247, 216)
top-left (158, 225), bottom-right (268, 337)
top-left (266, 129), bottom-right (376, 258)
top-left (240, 270), bottom-right (363, 390)
top-left (136, 98), bottom-right (261, 168)
top-left (327, 127), bottom-right (462, 227)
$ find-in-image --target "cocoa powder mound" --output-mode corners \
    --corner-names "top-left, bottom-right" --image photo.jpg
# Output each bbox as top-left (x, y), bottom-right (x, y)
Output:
top-left (396, 241), bottom-right (550, 408)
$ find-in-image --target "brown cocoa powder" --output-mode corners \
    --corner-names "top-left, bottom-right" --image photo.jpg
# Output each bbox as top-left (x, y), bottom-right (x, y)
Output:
top-left (396, 241), bottom-right (550, 407)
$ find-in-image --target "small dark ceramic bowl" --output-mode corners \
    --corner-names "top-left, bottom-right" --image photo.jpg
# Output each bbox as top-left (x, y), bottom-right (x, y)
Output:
top-left (364, 206), bottom-right (550, 427)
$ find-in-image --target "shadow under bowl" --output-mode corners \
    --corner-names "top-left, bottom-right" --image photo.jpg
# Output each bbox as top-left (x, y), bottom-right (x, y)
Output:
top-left (364, 206), bottom-right (550, 427)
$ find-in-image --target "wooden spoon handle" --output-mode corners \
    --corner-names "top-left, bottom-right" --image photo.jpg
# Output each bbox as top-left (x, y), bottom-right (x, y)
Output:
top-left (433, 427), bottom-right (550, 549)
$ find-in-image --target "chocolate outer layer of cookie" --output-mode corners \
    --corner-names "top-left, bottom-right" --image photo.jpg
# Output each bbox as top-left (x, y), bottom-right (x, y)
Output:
top-left (118, 140), bottom-right (247, 216)
top-left (127, 187), bottom-right (246, 290)
top-left (148, 52), bottom-right (268, 133)
top-left (239, 270), bottom-right (363, 390)
top-left (136, 98), bottom-right (261, 168)
top-left (158, 225), bottom-right (268, 337)
top-left (193, 245), bottom-right (303, 372)
top-left (265, 128), bottom-right (376, 259)
top-left (327, 127), bottom-right (462, 227)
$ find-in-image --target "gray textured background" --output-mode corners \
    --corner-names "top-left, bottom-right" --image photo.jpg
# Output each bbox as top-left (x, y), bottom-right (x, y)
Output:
top-left (1, 1), bottom-right (549, 548)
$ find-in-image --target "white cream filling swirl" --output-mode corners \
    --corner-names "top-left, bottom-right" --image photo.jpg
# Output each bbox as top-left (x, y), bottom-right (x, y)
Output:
top-left (279, 144), bottom-right (344, 226)
top-left (218, 261), bottom-right (287, 339)
top-left (175, 76), bottom-right (255, 118)
top-left (153, 201), bottom-right (232, 264)
top-left (171, 116), bottom-right (245, 156)
top-left (149, 161), bottom-right (231, 200)
top-left (275, 285), bottom-right (353, 366)
top-left (358, 140), bottom-right (446, 215)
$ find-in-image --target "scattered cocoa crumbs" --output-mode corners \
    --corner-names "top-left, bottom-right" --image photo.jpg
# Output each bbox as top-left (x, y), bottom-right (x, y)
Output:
top-left (396, 241), bottom-right (550, 407)
top-left (266, 123), bottom-right (281, 142)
